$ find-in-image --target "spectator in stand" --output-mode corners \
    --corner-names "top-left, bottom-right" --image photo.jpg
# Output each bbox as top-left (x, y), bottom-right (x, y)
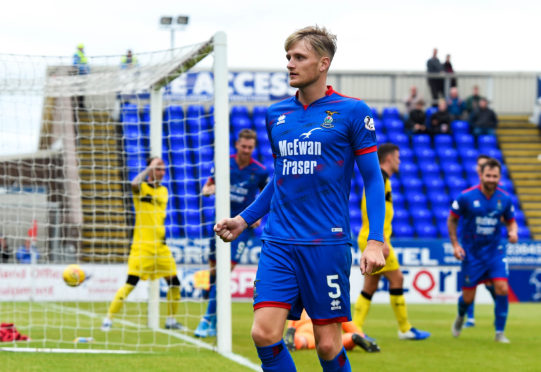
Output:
top-left (427, 48), bottom-right (444, 106)
top-left (1, 234), bottom-right (10, 263)
top-left (465, 85), bottom-right (484, 115)
top-left (430, 99), bottom-right (452, 135)
top-left (443, 54), bottom-right (457, 88)
top-left (16, 239), bottom-right (39, 264)
top-left (405, 99), bottom-right (428, 135)
top-left (72, 43), bottom-right (89, 109)
top-left (121, 49), bottom-right (138, 69)
top-left (404, 85), bottom-right (423, 117)
top-left (447, 87), bottom-right (466, 121)
top-left (470, 98), bottom-right (498, 136)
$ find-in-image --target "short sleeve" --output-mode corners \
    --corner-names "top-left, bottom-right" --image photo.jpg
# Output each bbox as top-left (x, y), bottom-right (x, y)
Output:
top-left (450, 194), bottom-right (465, 218)
top-left (503, 198), bottom-right (515, 222)
top-left (349, 101), bottom-right (377, 155)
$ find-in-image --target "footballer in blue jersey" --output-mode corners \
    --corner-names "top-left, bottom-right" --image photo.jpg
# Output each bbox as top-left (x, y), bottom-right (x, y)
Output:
top-left (195, 129), bottom-right (269, 338)
top-left (448, 158), bottom-right (518, 343)
top-left (214, 26), bottom-right (386, 372)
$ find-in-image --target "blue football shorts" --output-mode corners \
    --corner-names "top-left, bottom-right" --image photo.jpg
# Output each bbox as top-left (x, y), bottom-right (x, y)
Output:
top-left (459, 252), bottom-right (509, 289)
top-left (209, 228), bottom-right (254, 264)
top-left (253, 240), bottom-right (352, 325)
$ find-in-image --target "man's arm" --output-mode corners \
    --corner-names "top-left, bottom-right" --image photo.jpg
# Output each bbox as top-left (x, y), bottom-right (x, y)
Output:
top-left (131, 158), bottom-right (160, 193)
top-left (215, 179), bottom-right (274, 243)
top-left (202, 177), bottom-right (215, 196)
top-left (355, 151), bottom-right (385, 275)
top-left (505, 219), bottom-right (518, 243)
top-left (447, 214), bottom-right (465, 260)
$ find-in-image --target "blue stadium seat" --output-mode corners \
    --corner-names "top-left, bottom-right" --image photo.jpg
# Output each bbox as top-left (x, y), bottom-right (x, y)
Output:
top-left (187, 105), bottom-right (206, 118)
top-left (231, 105), bottom-right (249, 118)
top-left (415, 223), bottom-right (438, 238)
top-left (252, 106), bottom-right (267, 118)
top-left (165, 211), bottom-right (182, 239)
top-left (400, 161), bottom-right (419, 177)
top-left (399, 147), bottom-right (414, 163)
top-left (477, 134), bottom-right (498, 149)
top-left (436, 147), bottom-right (458, 162)
top-left (384, 119), bottom-right (404, 133)
top-left (418, 161), bottom-right (440, 177)
top-left (440, 161), bottom-right (463, 178)
top-left (414, 147), bottom-right (436, 162)
top-left (434, 134), bottom-right (453, 148)
top-left (382, 106), bottom-right (401, 120)
top-left (393, 207), bottom-right (409, 223)
top-left (373, 118), bottom-right (383, 133)
top-left (481, 147), bottom-right (503, 162)
top-left (412, 134), bottom-right (432, 148)
top-left (437, 221), bottom-right (450, 238)
top-left (433, 205), bottom-right (450, 222)
top-left (518, 225), bottom-right (531, 239)
top-left (387, 132), bottom-right (409, 148)
top-left (460, 147), bottom-right (479, 162)
top-left (405, 191), bottom-right (428, 208)
top-left (425, 107), bottom-right (437, 125)
top-left (455, 133), bottom-right (475, 148)
top-left (445, 176), bottom-right (468, 190)
top-left (423, 175), bottom-right (445, 190)
top-left (390, 176), bottom-right (401, 193)
top-left (377, 133), bottom-right (388, 144)
top-left (451, 120), bottom-right (470, 134)
top-left (164, 105), bottom-right (185, 135)
top-left (393, 221), bottom-right (414, 238)
top-left (463, 160), bottom-right (478, 177)
top-left (410, 207), bottom-right (433, 223)
top-left (231, 116), bottom-right (253, 136)
top-left (392, 191), bottom-right (405, 209)
top-left (350, 207), bottom-right (362, 226)
top-left (121, 103), bottom-right (139, 123)
top-left (448, 187), bottom-right (464, 200)
top-left (402, 177), bottom-right (423, 193)
top-left (467, 174), bottom-right (479, 187)
top-left (371, 106), bottom-right (379, 119)
top-left (514, 210), bottom-right (526, 226)
top-left (428, 191), bottom-right (450, 208)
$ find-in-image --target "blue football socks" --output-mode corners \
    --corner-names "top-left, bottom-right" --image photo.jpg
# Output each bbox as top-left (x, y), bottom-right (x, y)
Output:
top-left (256, 340), bottom-right (296, 372)
top-left (318, 347), bottom-right (351, 372)
top-left (494, 294), bottom-right (509, 332)
top-left (458, 295), bottom-right (470, 317)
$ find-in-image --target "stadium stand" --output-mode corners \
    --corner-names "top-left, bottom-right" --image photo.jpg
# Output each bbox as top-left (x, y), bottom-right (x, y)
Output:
top-left (120, 104), bottom-right (531, 239)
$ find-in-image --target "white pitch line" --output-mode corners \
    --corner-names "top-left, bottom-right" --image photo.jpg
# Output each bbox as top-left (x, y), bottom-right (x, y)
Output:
top-left (0, 347), bottom-right (135, 354)
top-left (46, 303), bottom-right (261, 371)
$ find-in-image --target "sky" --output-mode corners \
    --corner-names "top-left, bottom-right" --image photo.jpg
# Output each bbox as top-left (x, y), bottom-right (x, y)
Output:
top-left (1, 0), bottom-right (540, 72)
top-left (1, 0), bottom-right (540, 156)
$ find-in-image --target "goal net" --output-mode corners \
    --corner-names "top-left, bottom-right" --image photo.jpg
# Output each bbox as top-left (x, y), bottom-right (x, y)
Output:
top-left (0, 32), bottom-right (232, 353)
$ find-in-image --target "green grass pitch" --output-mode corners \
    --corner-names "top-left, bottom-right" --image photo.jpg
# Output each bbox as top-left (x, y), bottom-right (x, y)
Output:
top-left (1, 302), bottom-right (540, 371)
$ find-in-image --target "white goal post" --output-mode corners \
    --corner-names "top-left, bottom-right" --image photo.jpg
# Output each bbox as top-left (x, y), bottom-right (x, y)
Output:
top-left (0, 32), bottom-right (233, 355)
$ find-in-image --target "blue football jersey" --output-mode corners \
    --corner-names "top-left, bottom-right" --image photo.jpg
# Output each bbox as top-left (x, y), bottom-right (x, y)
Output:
top-left (261, 86), bottom-right (377, 245)
top-left (229, 155), bottom-right (269, 216)
top-left (209, 155), bottom-right (269, 217)
top-left (450, 185), bottom-right (515, 260)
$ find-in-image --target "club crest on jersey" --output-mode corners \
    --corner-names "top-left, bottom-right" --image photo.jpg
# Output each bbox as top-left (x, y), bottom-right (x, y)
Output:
top-left (276, 114), bottom-right (286, 126)
top-left (321, 110), bottom-right (337, 128)
top-left (497, 199), bottom-right (502, 210)
top-left (364, 116), bottom-right (375, 131)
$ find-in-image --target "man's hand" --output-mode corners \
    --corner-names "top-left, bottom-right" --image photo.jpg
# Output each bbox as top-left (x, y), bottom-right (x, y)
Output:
top-left (214, 215), bottom-right (248, 242)
top-left (382, 241), bottom-right (390, 259)
top-left (508, 231), bottom-right (518, 244)
top-left (360, 240), bottom-right (385, 275)
top-left (202, 183), bottom-right (216, 197)
top-left (453, 245), bottom-right (465, 260)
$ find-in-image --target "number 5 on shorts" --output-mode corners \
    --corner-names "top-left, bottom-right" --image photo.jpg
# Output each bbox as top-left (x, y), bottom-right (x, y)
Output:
top-left (327, 274), bottom-right (341, 299)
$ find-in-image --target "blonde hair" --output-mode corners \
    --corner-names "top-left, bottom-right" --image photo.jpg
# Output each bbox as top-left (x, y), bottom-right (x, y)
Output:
top-left (284, 25), bottom-right (337, 61)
